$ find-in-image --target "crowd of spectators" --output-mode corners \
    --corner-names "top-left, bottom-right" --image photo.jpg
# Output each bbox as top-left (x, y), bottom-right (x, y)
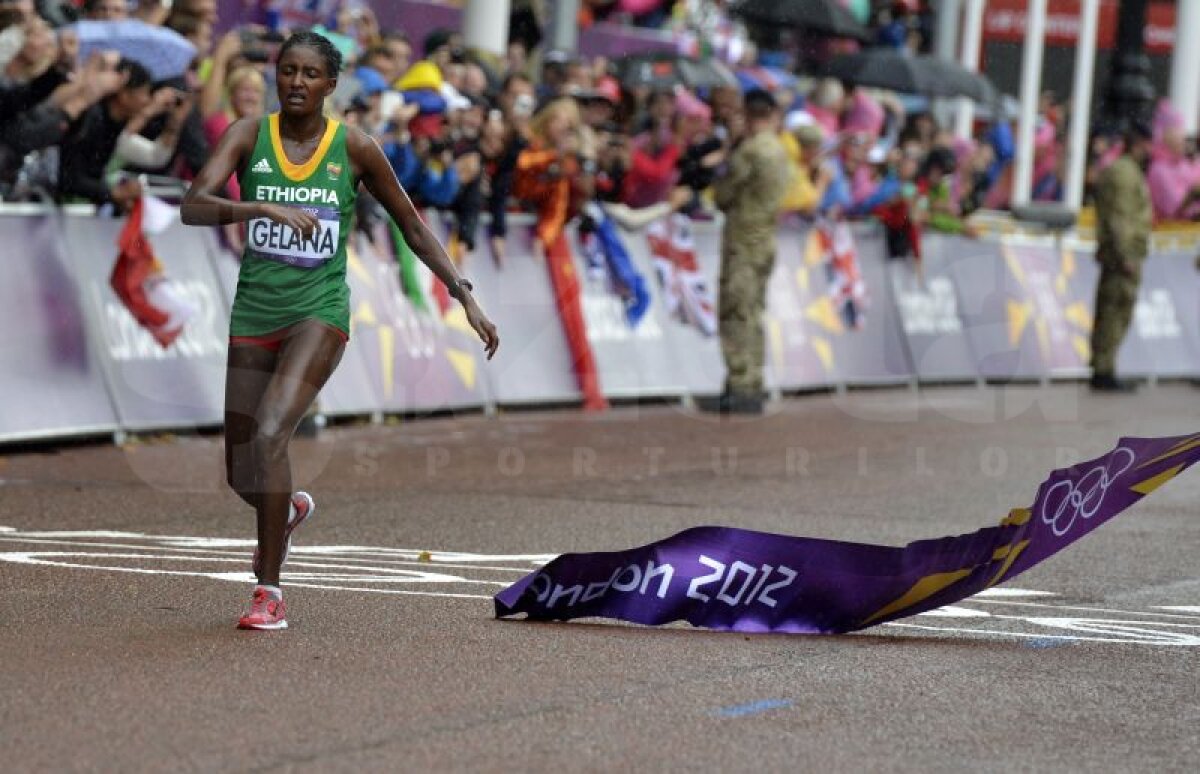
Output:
top-left (2, 0), bottom-right (1200, 247)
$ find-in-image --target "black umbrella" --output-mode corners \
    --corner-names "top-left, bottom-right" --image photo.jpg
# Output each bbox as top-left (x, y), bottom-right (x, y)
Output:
top-left (615, 53), bottom-right (738, 91)
top-left (823, 50), bottom-right (996, 102)
top-left (731, 0), bottom-right (872, 42)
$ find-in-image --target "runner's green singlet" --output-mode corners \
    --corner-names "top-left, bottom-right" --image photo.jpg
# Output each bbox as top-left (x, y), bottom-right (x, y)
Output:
top-left (231, 113), bottom-right (357, 337)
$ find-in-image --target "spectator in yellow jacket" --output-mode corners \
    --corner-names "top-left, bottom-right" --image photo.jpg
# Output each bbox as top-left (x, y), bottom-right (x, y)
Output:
top-left (780, 114), bottom-right (832, 216)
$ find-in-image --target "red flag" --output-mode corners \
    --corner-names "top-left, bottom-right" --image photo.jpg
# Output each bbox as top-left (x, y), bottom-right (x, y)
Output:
top-left (109, 198), bottom-right (193, 348)
top-left (546, 233), bottom-right (608, 412)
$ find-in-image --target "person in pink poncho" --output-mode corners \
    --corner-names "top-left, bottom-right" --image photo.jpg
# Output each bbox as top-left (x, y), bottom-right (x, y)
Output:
top-left (1146, 99), bottom-right (1200, 222)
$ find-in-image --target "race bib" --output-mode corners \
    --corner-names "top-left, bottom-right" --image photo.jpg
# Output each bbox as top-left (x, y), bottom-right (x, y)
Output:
top-left (247, 205), bottom-right (340, 268)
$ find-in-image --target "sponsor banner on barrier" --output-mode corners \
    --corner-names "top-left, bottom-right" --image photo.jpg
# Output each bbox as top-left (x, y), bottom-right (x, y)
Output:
top-left (0, 214), bottom-right (119, 441)
top-left (1117, 251), bottom-right (1200, 378)
top-left (575, 213), bottom-right (714, 399)
top-left (59, 214), bottom-right (230, 431)
top-left (455, 212), bottom-right (727, 404)
top-left (823, 227), bottom-right (914, 384)
top-left (644, 215), bottom-right (727, 396)
top-left (890, 235), bottom-right (980, 382)
top-left (764, 227), bottom-right (831, 390)
top-left (1015, 241), bottom-right (1098, 377)
top-left (343, 227), bottom-right (489, 413)
top-left (950, 238), bottom-right (1064, 379)
top-left (448, 218), bottom-right (583, 406)
top-left (768, 224), bottom-right (912, 390)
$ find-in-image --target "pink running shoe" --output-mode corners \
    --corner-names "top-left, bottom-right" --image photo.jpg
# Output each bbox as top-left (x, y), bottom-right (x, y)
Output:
top-left (251, 491), bottom-right (316, 579)
top-left (237, 587), bottom-right (287, 630)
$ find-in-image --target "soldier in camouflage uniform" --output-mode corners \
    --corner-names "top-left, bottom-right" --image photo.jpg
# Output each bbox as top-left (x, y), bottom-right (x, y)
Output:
top-left (1090, 122), bottom-right (1153, 393)
top-left (708, 89), bottom-right (792, 414)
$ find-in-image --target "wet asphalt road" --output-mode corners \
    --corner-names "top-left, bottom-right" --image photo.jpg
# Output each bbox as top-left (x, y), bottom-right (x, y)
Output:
top-left (1, 384), bottom-right (1198, 772)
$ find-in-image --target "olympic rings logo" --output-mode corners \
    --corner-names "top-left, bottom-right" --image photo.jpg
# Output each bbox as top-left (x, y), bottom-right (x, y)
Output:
top-left (1039, 447), bottom-right (1136, 537)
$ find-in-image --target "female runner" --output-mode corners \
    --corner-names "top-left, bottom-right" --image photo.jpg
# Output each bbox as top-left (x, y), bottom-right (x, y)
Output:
top-left (181, 31), bottom-right (499, 631)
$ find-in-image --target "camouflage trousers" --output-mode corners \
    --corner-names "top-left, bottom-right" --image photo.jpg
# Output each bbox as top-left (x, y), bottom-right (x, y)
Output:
top-left (1089, 263), bottom-right (1140, 377)
top-left (718, 236), bottom-right (776, 394)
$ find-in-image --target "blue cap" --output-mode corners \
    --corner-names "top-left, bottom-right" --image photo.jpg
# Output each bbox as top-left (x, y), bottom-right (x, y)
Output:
top-left (355, 66), bottom-right (389, 96)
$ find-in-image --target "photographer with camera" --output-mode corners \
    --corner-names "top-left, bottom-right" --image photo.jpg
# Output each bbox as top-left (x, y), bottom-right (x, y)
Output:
top-left (444, 94), bottom-right (487, 258)
top-left (673, 87), bottom-right (724, 217)
top-left (57, 57), bottom-right (156, 211)
top-left (114, 82), bottom-right (196, 173)
top-left (480, 72), bottom-right (535, 265)
top-left (0, 17), bottom-right (127, 196)
top-left (622, 88), bottom-right (680, 208)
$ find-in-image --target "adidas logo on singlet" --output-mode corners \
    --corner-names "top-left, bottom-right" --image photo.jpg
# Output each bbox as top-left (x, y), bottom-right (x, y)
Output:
top-left (252, 158), bottom-right (273, 174)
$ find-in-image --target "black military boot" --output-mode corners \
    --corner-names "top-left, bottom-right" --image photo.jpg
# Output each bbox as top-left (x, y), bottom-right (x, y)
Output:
top-left (699, 391), bottom-right (765, 415)
top-left (1090, 374), bottom-right (1137, 393)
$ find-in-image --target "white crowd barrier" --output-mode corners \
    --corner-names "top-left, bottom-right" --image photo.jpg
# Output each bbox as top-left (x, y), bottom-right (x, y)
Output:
top-left (2, 206), bottom-right (1197, 444)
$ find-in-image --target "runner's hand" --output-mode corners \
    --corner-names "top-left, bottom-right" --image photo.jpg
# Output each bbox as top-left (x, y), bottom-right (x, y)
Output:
top-left (260, 204), bottom-right (318, 238)
top-left (464, 298), bottom-right (499, 360)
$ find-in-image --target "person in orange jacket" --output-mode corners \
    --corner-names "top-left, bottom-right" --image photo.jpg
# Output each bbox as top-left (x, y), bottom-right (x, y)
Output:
top-left (514, 97), bottom-right (608, 410)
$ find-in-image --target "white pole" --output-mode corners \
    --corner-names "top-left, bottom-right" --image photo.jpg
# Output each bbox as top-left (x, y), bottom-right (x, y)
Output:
top-left (1065, 0), bottom-right (1100, 210)
top-left (954, 0), bottom-right (985, 140)
top-left (1170, 0), bottom-right (1200, 135)
top-left (935, 0), bottom-right (962, 128)
top-left (1013, 0), bottom-right (1047, 208)
top-left (935, 0), bottom-right (963, 61)
top-left (549, 0), bottom-right (581, 54)
top-left (463, 0), bottom-right (512, 58)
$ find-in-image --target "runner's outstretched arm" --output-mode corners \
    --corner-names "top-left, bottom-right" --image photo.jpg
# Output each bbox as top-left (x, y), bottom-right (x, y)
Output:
top-left (348, 126), bottom-right (500, 360)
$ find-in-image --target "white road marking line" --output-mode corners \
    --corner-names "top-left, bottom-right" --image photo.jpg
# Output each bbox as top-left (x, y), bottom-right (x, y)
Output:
top-left (917, 606), bottom-right (992, 618)
top-left (969, 598), bottom-right (1200, 620)
top-left (283, 582), bottom-right (492, 600)
top-left (971, 587), bottom-right (1057, 598)
top-left (883, 622), bottom-right (1200, 646)
top-left (0, 530), bottom-right (556, 563)
top-left (3, 527), bottom-right (1197, 643)
top-left (0, 551), bottom-right (509, 585)
top-left (0, 536), bottom-right (543, 573)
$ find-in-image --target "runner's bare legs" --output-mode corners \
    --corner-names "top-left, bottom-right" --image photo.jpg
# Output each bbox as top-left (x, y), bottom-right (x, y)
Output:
top-left (224, 320), bottom-right (345, 585)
